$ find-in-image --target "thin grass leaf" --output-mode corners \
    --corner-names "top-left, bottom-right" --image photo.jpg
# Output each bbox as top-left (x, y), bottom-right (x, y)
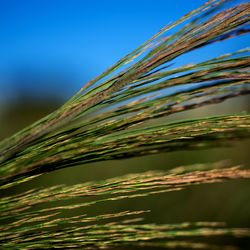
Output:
top-left (1, 163), bottom-right (250, 249)
top-left (1, 113), bottom-right (249, 186)
top-left (1, 0), bottom-right (249, 163)
top-left (0, 1), bottom-right (250, 249)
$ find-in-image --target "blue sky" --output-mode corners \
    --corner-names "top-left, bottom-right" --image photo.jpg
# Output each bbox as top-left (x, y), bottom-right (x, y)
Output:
top-left (0, 0), bottom-right (248, 102)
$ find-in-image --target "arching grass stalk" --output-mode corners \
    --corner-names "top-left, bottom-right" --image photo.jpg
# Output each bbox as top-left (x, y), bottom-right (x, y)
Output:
top-left (0, 0), bottom-right (250, 249)
top-left (0, 0), bottom-right (249, 164)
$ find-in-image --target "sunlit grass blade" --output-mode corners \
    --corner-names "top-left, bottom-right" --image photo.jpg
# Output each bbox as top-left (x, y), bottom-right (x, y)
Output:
top-left (0, 0), bottom-right (248, 163)
top-left (1, 113), bottom-right (249, 185)
top-left (0, 1), bottom-right (250, 248)
top-left (1, 164), bottom-right (250, 249)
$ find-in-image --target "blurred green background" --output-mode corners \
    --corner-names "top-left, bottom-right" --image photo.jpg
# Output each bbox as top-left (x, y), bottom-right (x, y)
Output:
top-left (0, 95), bottom-right (249, 249)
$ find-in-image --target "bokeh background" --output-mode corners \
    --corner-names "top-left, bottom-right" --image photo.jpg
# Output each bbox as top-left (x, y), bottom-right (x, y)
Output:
top-left (0, 0), bottom-right (250, 248)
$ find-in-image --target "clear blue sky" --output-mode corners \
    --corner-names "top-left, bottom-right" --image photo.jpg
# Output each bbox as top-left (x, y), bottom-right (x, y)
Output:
top-left (0, 0), bottom-right (248, 102)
